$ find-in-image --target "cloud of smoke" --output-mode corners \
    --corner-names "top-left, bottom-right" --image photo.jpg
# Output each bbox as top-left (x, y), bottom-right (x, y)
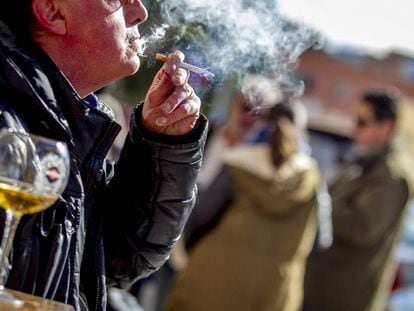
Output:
top-left (140, 0), bottom-right (321, 99)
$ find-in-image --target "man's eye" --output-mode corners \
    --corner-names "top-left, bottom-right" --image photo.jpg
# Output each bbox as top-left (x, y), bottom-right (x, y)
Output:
top-left (107, 0), bottom-right (123, 5)
top-left (106, 0), bottom-right (123, 8)
top-left (106, 0), bottom-right (135, 8)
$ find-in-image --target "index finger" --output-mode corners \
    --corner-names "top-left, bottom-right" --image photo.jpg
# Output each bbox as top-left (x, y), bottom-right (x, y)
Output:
top-left (164, 51), bottom-right (189, 86)
top-left (145, 56), bottom-right (187, 110)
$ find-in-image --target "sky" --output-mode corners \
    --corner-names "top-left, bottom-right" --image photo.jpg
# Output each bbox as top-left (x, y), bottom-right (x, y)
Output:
top-left (278, 0), bottom-right (414, 57)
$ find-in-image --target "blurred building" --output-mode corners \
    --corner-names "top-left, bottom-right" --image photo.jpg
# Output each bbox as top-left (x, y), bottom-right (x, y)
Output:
top-left (295, 48), bottom-right (414, 138)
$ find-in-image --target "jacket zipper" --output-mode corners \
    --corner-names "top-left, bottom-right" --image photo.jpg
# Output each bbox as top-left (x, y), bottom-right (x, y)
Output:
top-left (82, 121), bottom-right (120, 311)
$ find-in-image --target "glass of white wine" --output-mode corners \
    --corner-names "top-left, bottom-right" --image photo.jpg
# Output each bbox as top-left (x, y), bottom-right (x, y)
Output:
top-left (0, 128), bottom-right (70, 306)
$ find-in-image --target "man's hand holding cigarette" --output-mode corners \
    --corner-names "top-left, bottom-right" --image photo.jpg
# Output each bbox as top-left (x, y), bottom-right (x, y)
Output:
top-left (142, 51), bottom-right (201, 136)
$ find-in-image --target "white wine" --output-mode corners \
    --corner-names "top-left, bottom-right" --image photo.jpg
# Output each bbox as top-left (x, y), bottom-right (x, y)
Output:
top-left (0, 178), bottom-right (58, 215)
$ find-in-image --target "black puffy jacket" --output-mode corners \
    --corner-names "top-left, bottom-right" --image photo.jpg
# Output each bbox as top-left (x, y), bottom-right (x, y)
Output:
top-left (0, 32), bottom-right (207, 310)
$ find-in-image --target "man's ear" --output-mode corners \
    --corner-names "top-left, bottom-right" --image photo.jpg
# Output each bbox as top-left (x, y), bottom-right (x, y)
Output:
top-left (31, 0), bottom-right (67, 35)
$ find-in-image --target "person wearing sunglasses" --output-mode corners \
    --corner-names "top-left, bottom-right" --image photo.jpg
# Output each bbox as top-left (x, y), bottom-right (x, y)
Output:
top-left (303, 89), bottom-right (414, 311)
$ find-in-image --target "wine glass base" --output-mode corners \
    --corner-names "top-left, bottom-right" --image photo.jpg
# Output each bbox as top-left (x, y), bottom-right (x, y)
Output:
top-left (0, 288), bottom-right (24, 307)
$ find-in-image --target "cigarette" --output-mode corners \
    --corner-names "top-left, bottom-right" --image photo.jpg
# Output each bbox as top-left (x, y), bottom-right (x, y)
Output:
top-left (155, 53), bottom-right (215, 80)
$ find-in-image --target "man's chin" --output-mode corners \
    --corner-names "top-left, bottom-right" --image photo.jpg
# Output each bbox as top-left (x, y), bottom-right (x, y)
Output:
top-left (125, 57), bottom-right (141, 76)
top-left (355, 145), bottom-right (380, 158)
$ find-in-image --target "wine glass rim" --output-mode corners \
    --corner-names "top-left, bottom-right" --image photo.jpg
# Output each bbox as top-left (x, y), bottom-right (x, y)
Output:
top-left (0, 128), bottom-right (70, 198)
top-left (1, 128), bottom-right (68, 146)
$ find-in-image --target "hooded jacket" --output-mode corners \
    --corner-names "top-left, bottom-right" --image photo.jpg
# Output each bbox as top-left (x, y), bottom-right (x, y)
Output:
top-left (0, 28), bottom-right (208, 310)
top-left (166, 144), bottom-right (319, 311)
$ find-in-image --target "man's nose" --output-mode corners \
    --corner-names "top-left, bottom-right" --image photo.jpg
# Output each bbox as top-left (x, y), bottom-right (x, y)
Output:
top-left (125, 0), bottom-right (148, 26)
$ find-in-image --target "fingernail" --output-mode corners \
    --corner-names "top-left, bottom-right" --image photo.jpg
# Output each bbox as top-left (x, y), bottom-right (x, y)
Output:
top-left (156, 117), bottom-right (167, 126)
top-left (161, 103), bottom-right (171, 113)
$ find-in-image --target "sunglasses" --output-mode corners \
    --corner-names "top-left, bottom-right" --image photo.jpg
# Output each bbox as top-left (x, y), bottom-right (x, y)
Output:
top-left (355, 117), bottom-right (377, 128)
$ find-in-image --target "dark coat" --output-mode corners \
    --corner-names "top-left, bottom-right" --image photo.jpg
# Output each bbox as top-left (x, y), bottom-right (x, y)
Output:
top-left (304, 143), bottom-right (414, 311)
top-left (0, 33), bottom-right (207, 310)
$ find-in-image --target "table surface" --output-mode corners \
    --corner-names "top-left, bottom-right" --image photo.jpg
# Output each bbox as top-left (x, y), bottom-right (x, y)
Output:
top-left (0, 288), bottom-right (75, 310)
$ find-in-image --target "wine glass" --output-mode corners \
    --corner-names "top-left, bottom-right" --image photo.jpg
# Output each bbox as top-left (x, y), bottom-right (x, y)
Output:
top-left (0, 128), bottom-right (70, 306)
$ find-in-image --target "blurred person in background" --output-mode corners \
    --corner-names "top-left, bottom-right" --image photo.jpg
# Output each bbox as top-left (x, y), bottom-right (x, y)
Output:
top-left (303, 89), bottom-right (414, 311)
top-left (0, 0), bottom-right (208, 310)
top-left (186, 77), bottom-right (286, 249)
top-left (197, 75), bottom-right (283, 192)
top-left (165, 101), bottom-right (321, 311)
top-left (185, 96), bottom-right (312, 250)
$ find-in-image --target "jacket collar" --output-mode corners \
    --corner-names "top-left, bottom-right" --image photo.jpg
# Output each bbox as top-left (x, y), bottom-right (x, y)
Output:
top-left (0, 32), bottom-right (121, 160)
top-left (0, 35), bottom-right (74, 139)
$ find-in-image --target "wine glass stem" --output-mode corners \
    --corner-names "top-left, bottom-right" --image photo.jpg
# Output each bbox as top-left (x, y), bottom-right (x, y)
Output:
top-left (0, 210), bottom-right (21, 289)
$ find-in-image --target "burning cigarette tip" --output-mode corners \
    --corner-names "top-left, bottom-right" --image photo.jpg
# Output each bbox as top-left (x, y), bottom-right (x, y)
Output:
top-left (155, 53), bottom-right (169, 63)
